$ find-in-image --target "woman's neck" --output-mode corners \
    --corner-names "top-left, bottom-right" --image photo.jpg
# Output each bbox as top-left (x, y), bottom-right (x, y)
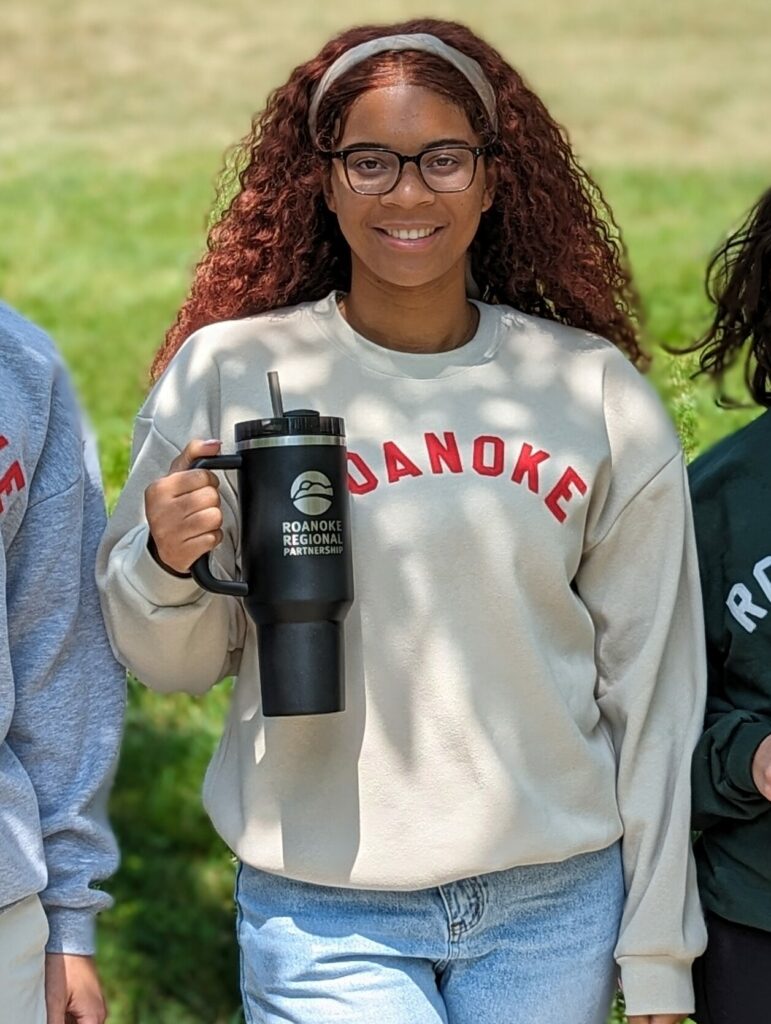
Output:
top-left (339, 268), bottom-right (478, 355)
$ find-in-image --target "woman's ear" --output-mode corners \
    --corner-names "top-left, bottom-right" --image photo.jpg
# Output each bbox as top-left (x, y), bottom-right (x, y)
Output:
top-left (322, 166), bottom-right (338, 214)
top-left (481, 159), bottom-right (498, 213)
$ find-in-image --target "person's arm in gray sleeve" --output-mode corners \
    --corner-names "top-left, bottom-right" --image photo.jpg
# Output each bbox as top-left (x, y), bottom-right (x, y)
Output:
top-left (4, 374), bottom-right (125, 954)
top-left (575, 453), bottom-right (707, 1016)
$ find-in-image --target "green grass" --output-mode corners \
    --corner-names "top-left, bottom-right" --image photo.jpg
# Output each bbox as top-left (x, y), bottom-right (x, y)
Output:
top-left (99, 681), bottom-right (239, 1023)
top-left (602, 166), bottom-right (766, 451)
top-left (4, 0), bottom-right (771, 1019)
top-left (0, 151), bottom-right (218, 501)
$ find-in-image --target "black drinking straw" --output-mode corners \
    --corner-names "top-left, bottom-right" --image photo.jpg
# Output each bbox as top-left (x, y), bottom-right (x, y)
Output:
top-left (267, 371), bottom-right (284, 418)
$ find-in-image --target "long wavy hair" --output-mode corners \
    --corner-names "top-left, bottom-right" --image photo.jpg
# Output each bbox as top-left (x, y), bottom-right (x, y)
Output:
top-left (677, 187), bottom-right (771, 407)
top-left (152, 18), bottom-right (643, 380)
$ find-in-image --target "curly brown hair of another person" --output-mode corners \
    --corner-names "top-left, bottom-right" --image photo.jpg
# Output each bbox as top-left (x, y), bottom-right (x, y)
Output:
top-left (677, 187), bottom-right (771, 407)
top-left (152, 18), bottom-right (644, 381)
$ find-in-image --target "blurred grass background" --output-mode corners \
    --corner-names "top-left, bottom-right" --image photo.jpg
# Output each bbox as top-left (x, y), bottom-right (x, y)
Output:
top-left (2, 1), bottom-right (770, 1020)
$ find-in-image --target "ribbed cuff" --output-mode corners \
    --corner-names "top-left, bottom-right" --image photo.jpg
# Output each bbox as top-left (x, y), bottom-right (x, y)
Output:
top-left (618, 956), bottom-right (694, 1017)
top-left (124, 526), bottom-right (204, 607)
top-left (44, 908), bottom-right (96, 956)
top-left (727, 721), bottom-right (771, 795)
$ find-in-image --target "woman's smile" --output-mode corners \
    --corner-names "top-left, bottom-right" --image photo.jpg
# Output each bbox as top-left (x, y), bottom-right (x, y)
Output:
top-left (373, 224), bottom-right (446, 248)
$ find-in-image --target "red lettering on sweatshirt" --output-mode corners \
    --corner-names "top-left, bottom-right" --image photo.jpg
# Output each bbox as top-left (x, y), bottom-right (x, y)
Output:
top-left (383, 442), bottom-right (423, 484)
top-left (472, 435), bottom-right (505, 477)
top-left (544, 468), bottom-right (587, 522)
top-left (511, 443), bottom-right (550, 493)
top-left (424, 432), bottom-right (463, 474)
top-left (0, 435), bottom-right (26, 514)
top-left (347, 451), bottom-right (378, 495)
top-left (346, 432), bottom-right (588, 525)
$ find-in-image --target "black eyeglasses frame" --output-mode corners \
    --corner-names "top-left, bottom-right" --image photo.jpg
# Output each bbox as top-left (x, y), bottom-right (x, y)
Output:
top-left (320, 144), bottom-right (492, 196)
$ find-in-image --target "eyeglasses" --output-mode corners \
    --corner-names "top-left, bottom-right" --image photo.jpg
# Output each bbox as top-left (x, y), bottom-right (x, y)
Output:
top-left (323, 144), bottom-right (490, 196)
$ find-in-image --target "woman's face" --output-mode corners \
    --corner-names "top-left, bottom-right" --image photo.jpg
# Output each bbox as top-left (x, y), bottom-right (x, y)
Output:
top-left (324, 84), bottom-right (496, 292)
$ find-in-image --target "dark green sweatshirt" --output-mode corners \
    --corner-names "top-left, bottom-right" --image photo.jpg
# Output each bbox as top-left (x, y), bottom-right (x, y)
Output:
top-left (689, 408), bottom-right (771, 931)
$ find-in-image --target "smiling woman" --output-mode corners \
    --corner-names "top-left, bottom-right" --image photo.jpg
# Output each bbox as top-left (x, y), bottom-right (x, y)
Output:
top-left (322, 84), bottom-right (496, 349)
top-left (150, 19), bottom-right (644, 378)
top-left (97, 18), bottom-right (706, 1024)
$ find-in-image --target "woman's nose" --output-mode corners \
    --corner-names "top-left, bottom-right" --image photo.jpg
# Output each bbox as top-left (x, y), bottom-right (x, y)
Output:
top-left (381, 162), bottom-right (435, 207)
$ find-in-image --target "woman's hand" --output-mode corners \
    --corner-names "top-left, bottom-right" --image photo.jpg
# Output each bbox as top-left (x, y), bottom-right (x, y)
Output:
top-left (627, 1016), bottom-right (689, 1024)
top-left (45, 953), bottom-right (107, 1023)
top-left (751, 733), bottom-right (771, 799)
top-left (145, 439), bottom-right (224, 575)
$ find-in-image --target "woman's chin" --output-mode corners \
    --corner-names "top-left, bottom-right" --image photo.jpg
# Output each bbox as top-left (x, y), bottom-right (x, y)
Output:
top-left (356, 260), bottom-right (461, 293)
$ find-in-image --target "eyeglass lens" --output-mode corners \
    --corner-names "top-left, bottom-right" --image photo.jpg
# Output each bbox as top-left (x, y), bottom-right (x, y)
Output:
top-left (344, 148), bottom-right (477, 195)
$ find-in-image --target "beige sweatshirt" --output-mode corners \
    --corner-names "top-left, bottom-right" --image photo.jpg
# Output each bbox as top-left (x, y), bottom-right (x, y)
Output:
top-left (98, 292), bottom-right (706, 1015)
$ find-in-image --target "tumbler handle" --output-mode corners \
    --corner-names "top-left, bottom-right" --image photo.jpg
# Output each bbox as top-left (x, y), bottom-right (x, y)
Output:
top-left (190, 454), bottom-right (248, 597)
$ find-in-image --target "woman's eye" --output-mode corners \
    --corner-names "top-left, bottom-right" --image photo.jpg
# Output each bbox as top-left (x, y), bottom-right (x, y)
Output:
top-left (424, 153), bottom-right (460, 170)
top-left (351, 157), bottom-right (387, 173)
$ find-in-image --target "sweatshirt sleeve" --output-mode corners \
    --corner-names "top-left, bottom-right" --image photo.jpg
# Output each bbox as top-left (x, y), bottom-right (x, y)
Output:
top-left (689, 525), bottom-right (771, 827)
top-left (97, 340), bottom-right (247, 695)
top-left (691, 702), bottom-right (771, 829)
top-left (575, 451), bottom-right (707, 1017)
top-left (5, 385), bottom-right (125, 955)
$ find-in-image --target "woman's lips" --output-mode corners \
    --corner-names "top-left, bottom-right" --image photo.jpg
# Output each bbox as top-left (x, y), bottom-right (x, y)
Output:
top-left (373, 225), bottom-right (445, 250)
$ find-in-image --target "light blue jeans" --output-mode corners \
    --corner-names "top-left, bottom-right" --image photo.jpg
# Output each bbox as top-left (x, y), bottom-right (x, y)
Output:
top-left (235, 843), bottom-right (624, 1024)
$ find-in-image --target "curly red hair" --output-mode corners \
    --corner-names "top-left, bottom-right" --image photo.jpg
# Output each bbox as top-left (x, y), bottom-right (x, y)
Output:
top-left (152, 18), bottom-right (644, 380)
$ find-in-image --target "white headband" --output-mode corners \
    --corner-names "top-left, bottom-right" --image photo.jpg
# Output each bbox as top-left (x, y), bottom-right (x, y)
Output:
top-left (308, 33), bottom-right (498, 139)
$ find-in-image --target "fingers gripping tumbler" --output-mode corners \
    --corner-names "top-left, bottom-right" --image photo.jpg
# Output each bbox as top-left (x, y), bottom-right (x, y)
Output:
top-left (191, 373), bottom-right (353, 716)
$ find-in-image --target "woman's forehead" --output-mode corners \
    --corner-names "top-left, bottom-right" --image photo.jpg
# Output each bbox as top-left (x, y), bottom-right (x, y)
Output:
top-left (339, 84), bottom-right (476, 147)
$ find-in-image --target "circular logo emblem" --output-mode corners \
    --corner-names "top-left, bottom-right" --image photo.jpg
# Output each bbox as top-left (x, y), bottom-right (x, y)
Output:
top-left (290, 471), bottom-right (334, 516)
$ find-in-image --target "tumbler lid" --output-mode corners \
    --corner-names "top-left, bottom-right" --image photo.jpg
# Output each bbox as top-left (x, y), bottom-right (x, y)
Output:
top-left (235, 409), bottom-right (345, 442)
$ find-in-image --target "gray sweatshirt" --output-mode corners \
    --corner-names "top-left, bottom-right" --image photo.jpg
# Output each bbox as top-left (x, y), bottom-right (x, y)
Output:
top-left (0, 302), bottom-right (125, 954)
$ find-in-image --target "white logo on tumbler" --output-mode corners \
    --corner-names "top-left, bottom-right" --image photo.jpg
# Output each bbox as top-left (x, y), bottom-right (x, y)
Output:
top-left (290, 471), bottom-right (334, 516)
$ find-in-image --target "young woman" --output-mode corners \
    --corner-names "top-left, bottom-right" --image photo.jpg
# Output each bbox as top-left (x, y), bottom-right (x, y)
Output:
top-left (98, 19), bottom-right (706, 1024)
top-left (686, 187), bottom-right (771, 1024)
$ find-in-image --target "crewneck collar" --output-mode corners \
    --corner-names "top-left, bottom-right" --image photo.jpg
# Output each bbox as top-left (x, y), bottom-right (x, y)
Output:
top-left (311, 291), bottom-right (503, 380)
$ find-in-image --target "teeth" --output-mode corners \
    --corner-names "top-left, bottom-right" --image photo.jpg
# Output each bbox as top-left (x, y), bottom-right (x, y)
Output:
top-left (384, 227), bottom-right (436, 240)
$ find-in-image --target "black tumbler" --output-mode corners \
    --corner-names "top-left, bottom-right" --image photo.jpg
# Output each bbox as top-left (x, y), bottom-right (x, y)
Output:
top-left (190, 398), bottom-right (353, 717)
